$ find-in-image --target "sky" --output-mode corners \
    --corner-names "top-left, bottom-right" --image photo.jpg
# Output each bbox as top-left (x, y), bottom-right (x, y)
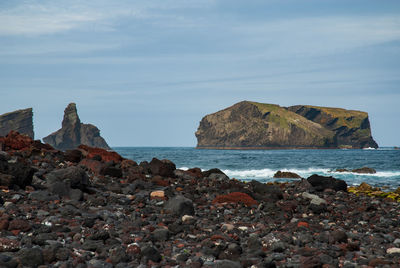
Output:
top-left (0, 0), bottom-right (399, 147)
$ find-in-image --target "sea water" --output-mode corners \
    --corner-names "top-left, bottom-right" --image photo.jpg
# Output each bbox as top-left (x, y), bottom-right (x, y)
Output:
top-left (114, 147), bottom-right (400, 189)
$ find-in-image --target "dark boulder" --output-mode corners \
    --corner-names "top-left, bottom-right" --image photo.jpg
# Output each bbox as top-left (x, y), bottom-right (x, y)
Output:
top-left (164, 195), bottom-right (195, 216)
top-left (248, 180), bottom-right (283, 201)
top-left (16, 248), bottom-right (44, 267)
top-left (45, 166), bottom-right (90, 198)
top-left (0, 159), bottom-right (35, 188)
top-left (64, 149), bottom-right (83, 163)
top-left (307, 174), bottom-right (347, 192)
top-left (202, 168), bottom-right (226, 178)
top-left (149, 158), bottom-right (176, 177)
top-left (273, 170), bottom-right (301, 179)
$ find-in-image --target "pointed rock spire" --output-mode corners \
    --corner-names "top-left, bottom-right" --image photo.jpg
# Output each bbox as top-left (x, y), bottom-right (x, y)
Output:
top-left (43, 103), bottom-right (110, 150)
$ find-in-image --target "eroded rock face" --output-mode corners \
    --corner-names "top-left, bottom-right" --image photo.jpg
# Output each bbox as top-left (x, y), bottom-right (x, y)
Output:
top-left (0, 108), bottom-right (33, 139)
top-left (195, 101), bottom-right (378, 149)
top-left (288, 105), bottom-right (378, 149)
top-left (43, 103), bottom-right (110, 150)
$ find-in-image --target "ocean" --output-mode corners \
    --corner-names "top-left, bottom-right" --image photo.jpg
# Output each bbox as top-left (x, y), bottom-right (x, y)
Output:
top-left (113, 147), bottom-right (400, 189)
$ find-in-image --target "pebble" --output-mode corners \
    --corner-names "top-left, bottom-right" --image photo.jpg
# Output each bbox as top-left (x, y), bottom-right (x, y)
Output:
top-left (386, 247), bottom-right (400, 254)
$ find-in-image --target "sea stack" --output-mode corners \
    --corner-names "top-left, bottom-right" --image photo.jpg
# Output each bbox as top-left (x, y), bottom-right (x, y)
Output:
top-left (0, 108), bottom-right (34, 139)
top-left (195, 101), bottom-right (378, 149)
top-left (43, 103), bottom-right (110, 150)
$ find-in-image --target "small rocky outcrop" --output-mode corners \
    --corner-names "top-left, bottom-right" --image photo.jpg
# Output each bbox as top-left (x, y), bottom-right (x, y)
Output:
top-left (273, 171), bottom-right (301, 179)
top-left (43, 103), bottom-right (110, 150)
top-left (0, 108), bottom-right (33, 139)
top-left (196, 101), bottom-right (378, 149)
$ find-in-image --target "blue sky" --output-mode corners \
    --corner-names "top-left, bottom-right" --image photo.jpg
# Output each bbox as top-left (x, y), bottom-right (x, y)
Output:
top-left (0, 0), bottom-right (399, 146)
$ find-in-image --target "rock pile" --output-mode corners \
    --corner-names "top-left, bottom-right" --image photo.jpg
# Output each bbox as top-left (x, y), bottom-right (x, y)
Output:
top-left (0, 131), bottom-right (399, 267)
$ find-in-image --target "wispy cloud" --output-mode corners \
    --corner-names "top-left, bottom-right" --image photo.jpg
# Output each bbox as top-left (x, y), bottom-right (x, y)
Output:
top-left (233, 15), bottom-right (400, 57)
top-left (0, 0), bottom-right (215, 36)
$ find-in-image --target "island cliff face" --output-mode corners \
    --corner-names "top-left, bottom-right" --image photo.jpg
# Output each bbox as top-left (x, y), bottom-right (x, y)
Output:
top-left (195, 101), bottom-right (378, 149)
top-left (43, 103), bottom-right (110, 150)
top-left (0, 108), bottom-right (34, 139)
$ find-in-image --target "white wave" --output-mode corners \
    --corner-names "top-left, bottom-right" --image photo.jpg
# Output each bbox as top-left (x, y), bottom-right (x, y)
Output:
top-left (222, 168), bottom-right (400, 179)
top-left (330, 170), bottom-right (400, 177)
top-left (222, 167), bottom-right (331, 179)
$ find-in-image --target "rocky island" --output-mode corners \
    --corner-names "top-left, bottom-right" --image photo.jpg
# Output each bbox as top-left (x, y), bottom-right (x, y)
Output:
top-left (0, 108), bottom-right (34, 139)
top-left (43, 103), bottom-right (110, 151)
top-left (196, 101), bottom-right (378, 149)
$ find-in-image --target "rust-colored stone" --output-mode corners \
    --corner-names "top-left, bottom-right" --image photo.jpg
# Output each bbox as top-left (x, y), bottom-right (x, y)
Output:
top-left (212, 192), bottom-right (258, 206)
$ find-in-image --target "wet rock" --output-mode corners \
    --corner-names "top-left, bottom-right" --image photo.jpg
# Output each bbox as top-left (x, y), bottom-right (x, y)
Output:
top-left (202, 168), bottom-right (226, 178)
top-left (307, 174), bottom-right (347, 192)
top-left (165, 195), bottom-right (195, 216)
top-left (351, 167), bottom-right (376, 174)
top-left (273, 171), bottom-right (301, 179)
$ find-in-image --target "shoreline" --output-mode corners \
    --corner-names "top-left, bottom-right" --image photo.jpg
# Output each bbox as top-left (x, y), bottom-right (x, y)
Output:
top-left (0, 132), bottom-right (399, 267)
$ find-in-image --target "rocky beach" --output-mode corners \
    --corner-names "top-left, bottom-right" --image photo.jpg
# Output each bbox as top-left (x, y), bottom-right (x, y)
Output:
top-left (0, 131), bottom-right (398, 267)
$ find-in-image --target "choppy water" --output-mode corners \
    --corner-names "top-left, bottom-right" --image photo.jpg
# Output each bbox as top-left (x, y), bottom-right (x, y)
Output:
top-left (114, 147), bottom-right (400, 189)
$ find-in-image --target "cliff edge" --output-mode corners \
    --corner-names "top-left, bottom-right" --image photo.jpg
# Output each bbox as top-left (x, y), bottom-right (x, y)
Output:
top-left (0, 108), bottom-right (34, 139)
top-left (195, 101), bottom-right (378, 149)
top-left (43, 103), bottom-right (110, 150)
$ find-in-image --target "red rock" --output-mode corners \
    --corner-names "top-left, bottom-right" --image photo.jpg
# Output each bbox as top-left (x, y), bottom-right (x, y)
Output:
top-left (212, 192), bottom-right (258, 207)
top-left (297, 222), bottom-right (309, 228)
top-left (0, 237), bottom-right (20, 252)
top-left (210, 234), bottom-right (228, 241)
top-left (369, 258), bottom-right (390, 267)
top-left (10, 230), bottom-right (20, 236)
top-left (79, 158), bottom-right (104, 175)
top-left (121, 159), bottom-right (138, 169)
top-left (0, 131), bottom-right (33, 151)
top-left (79, 144), bottom-right (123, 163)
top-left (8, 219), bottom-right (31, 232)
top-left (187, 168), bottom-right (203, 178)
top-left (126, 244), bottom-right (141, 255)
top-left (0, 219), bottom-right (9, 230)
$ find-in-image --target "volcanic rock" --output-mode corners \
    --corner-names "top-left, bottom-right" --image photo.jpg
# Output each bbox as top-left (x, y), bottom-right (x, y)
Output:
top-left (0, 130), bottom-right (33, 151)
top-left (149, 158), bottom-right (176, 177)
top-left (273, 171), bottom-right (301, 179)
top-left (0, 108), bottom-right (33, 139)
top-left (195, 101), bottom-right (378, 149)
top-left (164, 195), bottom-right (195, 216)
top-left (351, 167), bottom-right (376, 174)
top-left (43, 103), bottom-right (110, 150)
top-left (307, 174), bottom-right (347, 192)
